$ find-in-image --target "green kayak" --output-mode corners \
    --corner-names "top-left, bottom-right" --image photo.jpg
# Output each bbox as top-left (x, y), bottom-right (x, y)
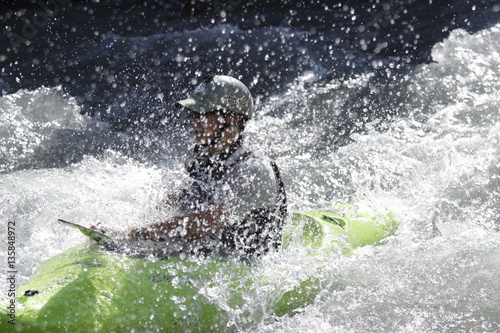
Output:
top-left (1, 205), bottom-right (399, 332)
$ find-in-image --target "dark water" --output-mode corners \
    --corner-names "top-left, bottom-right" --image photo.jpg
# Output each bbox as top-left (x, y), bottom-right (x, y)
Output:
top-left (1, 0), bottom-right (498, 168)
top-left (2, 1), bottom-right (498, 126)
top-left (1, 1), bottom-right (500, 332)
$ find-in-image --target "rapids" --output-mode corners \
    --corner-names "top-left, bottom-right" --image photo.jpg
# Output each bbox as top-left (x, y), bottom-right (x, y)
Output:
top-left (1, 1), bottom-right (499, 331)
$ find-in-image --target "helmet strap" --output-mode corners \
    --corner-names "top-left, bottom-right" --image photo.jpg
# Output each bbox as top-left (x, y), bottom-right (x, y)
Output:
top-left (207, 112), bottom-right (245, 156)
top-left (209, 118), bottom-right (230, 151)
top-left (193, 110), bottom-right (247, 156)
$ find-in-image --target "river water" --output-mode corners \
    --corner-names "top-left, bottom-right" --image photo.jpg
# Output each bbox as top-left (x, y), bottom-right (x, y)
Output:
top-left (1, 1), bottom-right (499, 332)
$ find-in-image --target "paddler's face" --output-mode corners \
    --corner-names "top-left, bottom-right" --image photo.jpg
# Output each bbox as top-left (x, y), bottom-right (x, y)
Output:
top-left (191, 113), bottom-right (224, 145)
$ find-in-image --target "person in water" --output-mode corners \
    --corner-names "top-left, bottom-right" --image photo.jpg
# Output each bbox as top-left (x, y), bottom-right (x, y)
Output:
top-left (96, 75), bottom-right (286, 257)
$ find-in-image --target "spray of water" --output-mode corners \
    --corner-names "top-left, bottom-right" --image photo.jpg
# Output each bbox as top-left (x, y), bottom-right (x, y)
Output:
top-left (1, 23), bottom-right (499, 332)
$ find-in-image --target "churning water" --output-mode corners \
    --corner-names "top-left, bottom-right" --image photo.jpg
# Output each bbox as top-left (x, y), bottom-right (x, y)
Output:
top-left (1, 1), bottom-right (499, 332)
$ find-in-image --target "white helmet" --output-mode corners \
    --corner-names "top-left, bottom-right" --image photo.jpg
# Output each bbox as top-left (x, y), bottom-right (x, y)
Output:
top-left (175, 75), bottom-right (253, 119)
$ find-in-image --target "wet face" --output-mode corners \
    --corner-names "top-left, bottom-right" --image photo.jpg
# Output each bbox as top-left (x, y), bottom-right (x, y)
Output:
top-left (191, 113), bottom-right (224, 145)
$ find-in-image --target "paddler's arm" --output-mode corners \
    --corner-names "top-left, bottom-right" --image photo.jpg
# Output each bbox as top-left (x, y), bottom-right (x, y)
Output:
top-left (129, 204), bottom-right (229, 241)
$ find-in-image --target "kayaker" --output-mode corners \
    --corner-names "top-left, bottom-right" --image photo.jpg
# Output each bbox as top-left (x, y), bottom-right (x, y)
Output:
top-left (97, 75), bottom-right (286, 257)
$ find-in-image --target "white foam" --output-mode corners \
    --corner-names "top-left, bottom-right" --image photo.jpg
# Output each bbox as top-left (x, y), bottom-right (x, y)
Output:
top-left (0, 86), bottom-right (87, 172)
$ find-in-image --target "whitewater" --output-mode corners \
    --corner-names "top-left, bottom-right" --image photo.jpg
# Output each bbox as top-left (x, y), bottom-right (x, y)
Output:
top-left (1, 12), bottom-right (499, 333)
